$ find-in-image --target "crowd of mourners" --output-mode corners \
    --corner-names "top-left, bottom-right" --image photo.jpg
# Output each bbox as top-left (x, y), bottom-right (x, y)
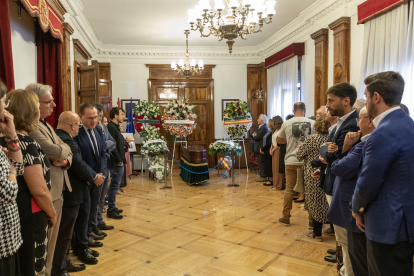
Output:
top-left (0, 70), bottom-right (413, 276)
top-left (0, 81), bottom-right (132, 276)
top-left (251, 71), bottom-right (414, 276)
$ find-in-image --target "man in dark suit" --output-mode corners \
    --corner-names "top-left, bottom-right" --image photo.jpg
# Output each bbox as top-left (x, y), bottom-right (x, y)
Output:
top-left (52, 111), bottom-right (89, 275)
top-left (73, 103), bottom-right (107, 265)
top-left (352, 72), bottom-right (414, 276)
top-left (320, 82), bottom-right (359, 276)
top-left (328, 107), bottom-right (375, 276)
top-left (251, 114), bottom-right (268, 182)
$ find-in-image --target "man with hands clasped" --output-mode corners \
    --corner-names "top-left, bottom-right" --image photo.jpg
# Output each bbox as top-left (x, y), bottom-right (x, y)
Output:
top-left (327, 107), bottom-right (375, 276)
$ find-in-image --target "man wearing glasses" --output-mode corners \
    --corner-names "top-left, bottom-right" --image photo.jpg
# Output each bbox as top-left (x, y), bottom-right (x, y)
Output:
top-left (26, 83), bottom-right (73, 276)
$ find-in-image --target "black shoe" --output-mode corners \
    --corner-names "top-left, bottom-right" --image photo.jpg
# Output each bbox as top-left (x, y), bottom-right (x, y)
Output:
top-left (98, 223), bottom-right (114, 230)
top-left (88, 237), bottom-right (103, 248)
top-left (93, 227), bottom-right (107, 237)
top-left (114, 207), bottom-right (123, 214)
top-left (78, 249), bottom-right (98, 265)
top-left (67, 262), bottom-right (86, 272)
top-left (90, 232), bottom-right (105, 241)
top-left (324, 254), bottom-right (336, 263)
top-left (327, 249), bottom-right (336, 255)
top-left (86, 248), bottom-right (99, 257)
top-left (107, 210), bottom-right (123, 220)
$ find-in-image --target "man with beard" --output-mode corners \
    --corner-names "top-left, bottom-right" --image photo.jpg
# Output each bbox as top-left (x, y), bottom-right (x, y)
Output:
top-left (352, 72), bottom-right (414, 275)
top-left (320, 82), bottom-right (359, 276)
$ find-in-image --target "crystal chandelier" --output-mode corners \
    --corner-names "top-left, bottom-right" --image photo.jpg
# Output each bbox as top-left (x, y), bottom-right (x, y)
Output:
top-left (188, 0), bottom-right (276, 53)
top-left (171, 30), bottom-right (204, 81)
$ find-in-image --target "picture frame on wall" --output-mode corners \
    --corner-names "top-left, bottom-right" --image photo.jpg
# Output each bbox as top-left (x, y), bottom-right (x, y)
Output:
top-left (121, 99), bottom-right (140, 121)
top-left (221, 99), bottom-right (239, 119)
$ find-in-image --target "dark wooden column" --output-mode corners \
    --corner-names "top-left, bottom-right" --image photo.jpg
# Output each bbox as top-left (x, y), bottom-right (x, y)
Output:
top-left (311, 28), bottom-right (329, 113)
top-left (247, 63), bottom-right (267, 135)
top-left (62, 23), bottom-right (74, 111)
top-left (329, 17), bottom-right (351, 84)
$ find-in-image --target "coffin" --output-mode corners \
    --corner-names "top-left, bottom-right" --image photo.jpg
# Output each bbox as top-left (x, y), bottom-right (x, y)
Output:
top-left (180, 145), bottom-right (206, 164)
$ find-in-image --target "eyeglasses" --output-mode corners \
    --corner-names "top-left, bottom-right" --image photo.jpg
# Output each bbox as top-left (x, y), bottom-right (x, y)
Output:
top-left (40, 100), bottom-right (55, 105)
top-left (356, 117), bottom-right (369, 123)
top-left (71, 122), bottom-right (83, 128)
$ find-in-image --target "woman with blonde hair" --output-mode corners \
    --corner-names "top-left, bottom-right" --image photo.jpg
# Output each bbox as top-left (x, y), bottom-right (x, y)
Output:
top-left (297, 114), bottom-right (330, 242)
top-left (5, 90), bottom-right (56, 275)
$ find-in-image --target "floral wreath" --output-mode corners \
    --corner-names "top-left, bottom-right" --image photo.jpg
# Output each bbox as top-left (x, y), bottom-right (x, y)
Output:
top-left (148, 155), bottom-right (170, 181)
top-left (208, 137), bottom-right (243, 157)
top-left (162, 99), bottom-right (197, 138)
top-left (223, 100), bottom-right (252, 139)
top-left (133, 100), bottom-right (162, 133)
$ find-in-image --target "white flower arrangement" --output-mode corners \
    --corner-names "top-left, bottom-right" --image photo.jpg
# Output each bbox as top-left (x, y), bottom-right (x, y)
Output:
top-left (208, 137), bottom-right (243, 156)
top-left (139, 125), bottom-right (161, 141)
top-left (148, 155), bottom-right (170, 181)
top-left (141, 139), bottom-right (167, 156)
top-left (133, 100), bottom-right (160, 120)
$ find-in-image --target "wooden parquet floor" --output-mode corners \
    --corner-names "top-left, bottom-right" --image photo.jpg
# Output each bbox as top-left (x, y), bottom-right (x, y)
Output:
top-left (71, 169), bottom-right (338, 276)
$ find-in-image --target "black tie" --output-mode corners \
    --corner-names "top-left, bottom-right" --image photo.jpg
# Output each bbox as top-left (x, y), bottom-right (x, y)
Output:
top-left (87, 129), bottom-right (100, 171)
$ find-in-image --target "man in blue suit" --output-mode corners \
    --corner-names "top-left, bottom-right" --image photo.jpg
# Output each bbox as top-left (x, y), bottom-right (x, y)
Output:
top-left (73, 103), bottom-right (107, 265)
top-left (352, 71), bottom-right (414, 275)
top-left (328, 107), bottom-right (376, 276)
top-left (320, 82), bottom-right (359, 276)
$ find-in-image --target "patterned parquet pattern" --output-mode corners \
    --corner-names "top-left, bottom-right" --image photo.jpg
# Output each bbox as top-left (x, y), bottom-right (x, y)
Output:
top-left (71, 169), bottom-right (338, 276)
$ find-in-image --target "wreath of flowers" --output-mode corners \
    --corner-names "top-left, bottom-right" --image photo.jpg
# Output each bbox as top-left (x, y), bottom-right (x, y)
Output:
top-left (208, 137), bottom-right (243, 157)
top-left (162, 99), bottom-right (197, 138)
top-left (141, 139), bottom-right (167, 156)
top-left (148, 155), bottom-right (170, 181)
top-left (133, 100), bottom-right (162, 133)
top-left (223, 100), bottom-right (252, 139)
top-left (138, 125), bottom-right (161, 141)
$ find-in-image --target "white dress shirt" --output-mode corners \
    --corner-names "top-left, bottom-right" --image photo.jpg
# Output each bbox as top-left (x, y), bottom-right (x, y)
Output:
top-left (335, 110), bottom-right (356, 134)
top-left (372, 106), bottom-right (401, 128)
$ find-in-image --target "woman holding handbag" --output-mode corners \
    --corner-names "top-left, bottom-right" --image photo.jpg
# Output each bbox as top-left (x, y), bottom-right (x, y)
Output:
top-left (296, 115), bottom-right (330, 242)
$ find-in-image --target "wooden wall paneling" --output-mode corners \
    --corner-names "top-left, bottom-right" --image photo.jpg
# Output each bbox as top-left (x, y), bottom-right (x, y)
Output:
top-left (147, 65), bottom-right (216, 167)
top-left (77, 63), bottom-right (99, 105)
top-left (329, 17), bottom-right (351, 84)
top-left (247, 63), bottom-right (267, 135)
top-left (92, 61), bottom-right (112, 118)
top-left (73, 39), bottom-right (92, 112)
top-left (311, 28), bottom-right (329, 114)
top-left (62, 23), bottom-right (73, 111)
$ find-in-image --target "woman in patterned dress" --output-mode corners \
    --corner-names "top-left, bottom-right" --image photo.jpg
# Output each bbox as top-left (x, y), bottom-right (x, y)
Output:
top-left (0, 81), bottom-right (24, 276)
top-left (296, 115), bottom-right (330, 242)
top-left (6, 90), bottom-right (56, 275)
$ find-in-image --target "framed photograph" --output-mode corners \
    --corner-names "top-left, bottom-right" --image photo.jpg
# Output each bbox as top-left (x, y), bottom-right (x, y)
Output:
top-left (221, 99), bottom-right (239, 119)
top-left (121, 99), bottom-right (140, 121)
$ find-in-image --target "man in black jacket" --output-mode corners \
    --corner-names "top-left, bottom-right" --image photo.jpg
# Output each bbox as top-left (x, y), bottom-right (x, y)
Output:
top-left (52, 111), bottom-right (96, 273)
top-left (251, 114), bottom-right (268, 182)
top-left (106, 107), bottom-right (126, 219)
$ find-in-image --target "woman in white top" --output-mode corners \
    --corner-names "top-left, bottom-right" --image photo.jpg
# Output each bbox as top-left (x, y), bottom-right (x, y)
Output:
top-left (269, 116), bottom-right (284, 190)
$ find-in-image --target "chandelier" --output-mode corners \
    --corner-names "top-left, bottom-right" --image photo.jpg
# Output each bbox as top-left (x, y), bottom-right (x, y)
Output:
top-left (171, 30), bottom-right (204, 81)
top-left (188, 0), bottom-right (276, 53)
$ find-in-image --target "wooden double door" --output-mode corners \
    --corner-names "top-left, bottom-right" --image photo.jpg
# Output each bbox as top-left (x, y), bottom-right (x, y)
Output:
top-left (148, 79), bottom-right (215, 167)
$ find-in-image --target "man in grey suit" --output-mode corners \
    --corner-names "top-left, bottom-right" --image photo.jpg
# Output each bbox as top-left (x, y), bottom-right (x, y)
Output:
top-left (251, 114), bottom-right (268, 182)
top-left (93, 102), bottom-right (116, 233)
top-left (27, 83), bottom-right (73, 276)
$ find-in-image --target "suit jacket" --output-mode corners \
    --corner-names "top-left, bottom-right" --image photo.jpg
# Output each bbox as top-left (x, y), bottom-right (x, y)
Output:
top-left (260, 131), bottom-right (273, 159)
top-left (74, 125), bottom-right (107, 180)
top-left (328, 141), bottom-right (365, 233)
top-left (322, 111), bottom-right (359, 195)
top-left (107, 121), bottom-right (126, 166)
top-left (30, 121), bottom-right (73, 201)
top-left (252, 124), bottom-right (268, 153)
top-left (55, 129), bottom-right (90, 207)
top-left (352, 109), bottom-right (414, 244)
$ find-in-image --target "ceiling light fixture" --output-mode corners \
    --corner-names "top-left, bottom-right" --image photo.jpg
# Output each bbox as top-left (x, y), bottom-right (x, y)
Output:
top-left (188, 0), bottom-right (276, 54)
top-left (171, 30), bottom-right (204, 81)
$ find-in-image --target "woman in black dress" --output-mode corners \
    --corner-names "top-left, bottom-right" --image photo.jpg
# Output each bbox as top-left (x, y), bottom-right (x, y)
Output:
top-left (0, 81), bottom-right (24, 276)
top-left (6, 90), bottom-right (56, 276)
top-left (260, 119), bottom-right (274, 186)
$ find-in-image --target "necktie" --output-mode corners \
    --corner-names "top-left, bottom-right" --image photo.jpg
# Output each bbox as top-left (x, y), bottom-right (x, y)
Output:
top-left (87, 129), bottom-right (100, 172)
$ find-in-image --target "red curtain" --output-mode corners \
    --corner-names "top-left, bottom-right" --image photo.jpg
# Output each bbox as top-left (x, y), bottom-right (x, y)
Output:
top-left (36, 23), bottom-right (63, 128)
top-left (0, 0), bottom-right (15, 90)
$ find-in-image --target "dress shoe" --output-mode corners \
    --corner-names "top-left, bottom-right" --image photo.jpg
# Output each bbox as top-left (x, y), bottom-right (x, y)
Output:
top-left (114, 207), bottom-right (123, 214)
top-left (90, 231), bottom-right (105, 240)
top-left (88, 237), bottom-right (103, 248)
top-left (263, 182), bottom-right (273, 186)
top-left (78, 249), bottom-right (98, 265)
top-left (93, 227), bottom-right (107, 237)
top-left (278, 217), bottom-right (290, 226)
top-left (107, 210), bottom-right (123, 219)
top-left (87, 248), bottom-right (99, 257)
top-left (327, 249), bottom-right (336, 255)
top-left (324, 254), bottom-right (336, 263)
top-left (67, 262), bottom-right (86, 272)
top-left (98, 223), bottom-right (114, 230)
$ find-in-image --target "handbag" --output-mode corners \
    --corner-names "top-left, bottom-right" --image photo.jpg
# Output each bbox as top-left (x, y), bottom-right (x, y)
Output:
top-left (293, 167), bottom-right (305, 193)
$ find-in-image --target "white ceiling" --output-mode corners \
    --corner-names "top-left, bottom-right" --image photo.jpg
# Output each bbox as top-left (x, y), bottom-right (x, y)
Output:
top-left (80, 0), bottom-right (317, 50)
